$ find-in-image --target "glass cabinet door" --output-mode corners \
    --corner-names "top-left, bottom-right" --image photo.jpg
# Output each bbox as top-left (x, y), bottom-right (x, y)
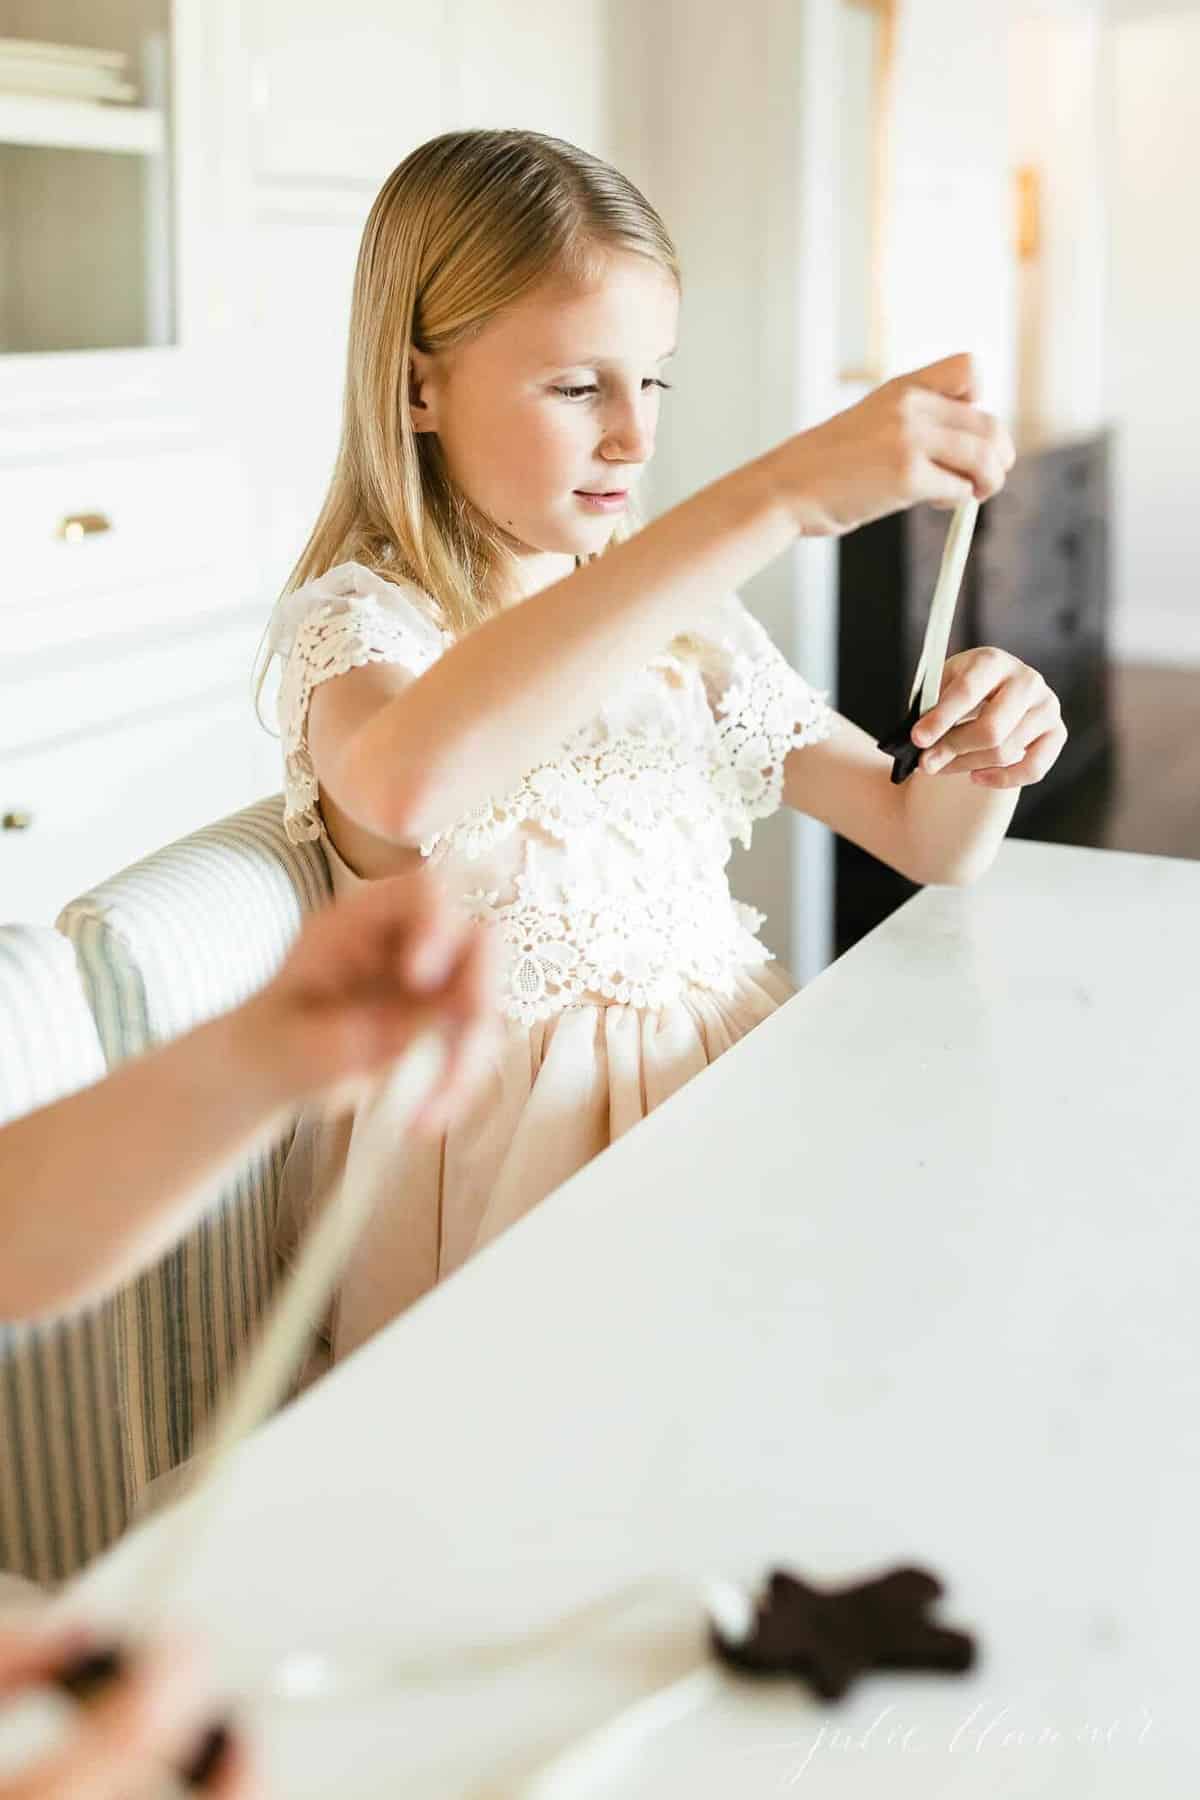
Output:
top-left (0, 1), bottom-right (174, 354)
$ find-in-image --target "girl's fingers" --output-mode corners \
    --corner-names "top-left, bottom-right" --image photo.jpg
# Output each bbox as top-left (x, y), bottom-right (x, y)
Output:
top-left (277, 870), bottom-right (439, 1002)
top-left (969, 722), bottom-right (1069, 788)
top-left (388, 880), bottom-right (490, 1004)
top-left (399, 902), bottom-right (470, 993)
top-left (901, 351), bottom-right (980, 402)
top-left (392, 925), bottom-right (496, 1131)
top-left (932, 733), bottom-right (1028, 776)
top-left (424, 933), bottom-right (500, 1120)
top-left (925, 395), bottom-right (1016, 469)
top-left (329, 869), bottom-right (466, 997)
top-left (279, 872), bottom-right (497, 1108)
top-left (930, 697), bottom-right (1061, 776)
top-left (924, 428), bottom-right (1007, 501)
top-left (917, 461), bottom-right (977, 509)
top-left (324, 917), bottom-right (493, 1101)
top-left (920, 678), bottom-right (1051, 770)
top-left (912, 651), bottom-right (1010, 747)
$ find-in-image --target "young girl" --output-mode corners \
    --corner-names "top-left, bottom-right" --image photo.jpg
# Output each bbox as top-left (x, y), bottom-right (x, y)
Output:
top-left (260, 129), bottom-right (1066, 1364)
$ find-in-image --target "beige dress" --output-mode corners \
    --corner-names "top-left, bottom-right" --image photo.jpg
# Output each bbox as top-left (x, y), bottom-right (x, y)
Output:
top-left (270, 562), bottom-right (834, 1364)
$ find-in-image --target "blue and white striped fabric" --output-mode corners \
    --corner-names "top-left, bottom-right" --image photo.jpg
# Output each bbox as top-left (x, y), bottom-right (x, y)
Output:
top-left (0, 926), bottom-right (130, 1582)
top-left (56, 796), bottom-right (331, 1496)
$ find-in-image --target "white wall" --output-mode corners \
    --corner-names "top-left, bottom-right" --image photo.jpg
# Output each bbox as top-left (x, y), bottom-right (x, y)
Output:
top-left (237, 0), bottom-right (618, 601)
top-left (1105, 5), bottom-right (1200, 663)
top-left (1004, 0), bottom-right (1200, 666)
top-left (884, 0), bottom-right (1017, 421)
top-left (1010, 1), bottom-right (1108, 435)
top-left (610, 0), bottom-right (840, 978)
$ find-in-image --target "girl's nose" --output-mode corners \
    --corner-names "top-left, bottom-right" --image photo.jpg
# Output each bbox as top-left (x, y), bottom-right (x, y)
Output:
top-left (601, 402), bottom-right (655, 464)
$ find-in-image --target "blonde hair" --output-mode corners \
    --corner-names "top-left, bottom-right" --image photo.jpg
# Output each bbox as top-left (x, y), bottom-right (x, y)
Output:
top-left (271, 129), bottom-right (679, 654)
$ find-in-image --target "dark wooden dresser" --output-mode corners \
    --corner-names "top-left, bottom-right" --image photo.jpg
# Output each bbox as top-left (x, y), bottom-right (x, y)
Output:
top-left (835, 428), bottom-right (1115, 956)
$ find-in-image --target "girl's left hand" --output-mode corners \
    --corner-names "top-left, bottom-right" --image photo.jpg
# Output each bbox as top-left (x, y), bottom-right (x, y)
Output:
top-left (909, 648), bottom-right (1068, 789)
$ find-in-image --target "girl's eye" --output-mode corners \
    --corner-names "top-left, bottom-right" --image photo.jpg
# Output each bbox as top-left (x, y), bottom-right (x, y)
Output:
top-left (552, 379), bottom-right (674, 401)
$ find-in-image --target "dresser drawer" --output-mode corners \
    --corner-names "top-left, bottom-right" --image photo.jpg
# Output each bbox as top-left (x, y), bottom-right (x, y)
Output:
top-left (976, 513), bottom-right (1109, 675)
top-left (2, 565), bottom-right (268, 661)
top-left (0, 441), bottom-right (250, 615)
top-left (0, 610), bottom-right (268, 757)
top-left (1041, 436), bottom-right (1110, 528)
top-left (0, 694), bottom-right (283, 927)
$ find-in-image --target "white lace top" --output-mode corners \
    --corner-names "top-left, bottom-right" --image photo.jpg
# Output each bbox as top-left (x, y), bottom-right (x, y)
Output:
top-left (272, 562), bottom-right (835, 1024)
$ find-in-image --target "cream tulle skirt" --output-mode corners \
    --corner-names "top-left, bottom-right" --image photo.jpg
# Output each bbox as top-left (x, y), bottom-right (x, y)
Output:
top-left (274, 838), bottom-right (797, 1368)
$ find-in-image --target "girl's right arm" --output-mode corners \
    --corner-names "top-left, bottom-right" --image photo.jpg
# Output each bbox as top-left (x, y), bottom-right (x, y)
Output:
top-left (313, 352), bottom-right (1013, 848)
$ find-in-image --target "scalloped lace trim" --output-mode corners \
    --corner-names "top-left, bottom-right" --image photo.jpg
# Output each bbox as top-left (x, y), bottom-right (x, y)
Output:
top-left (279, 594), bottom-right (448, 845)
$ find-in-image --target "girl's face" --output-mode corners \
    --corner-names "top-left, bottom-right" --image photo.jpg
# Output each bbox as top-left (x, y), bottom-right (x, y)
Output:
top-left (410, 251), bottom-right (680, 597)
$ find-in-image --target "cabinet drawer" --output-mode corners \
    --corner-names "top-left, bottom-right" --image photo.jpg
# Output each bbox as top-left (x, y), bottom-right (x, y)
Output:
top-left (2, 566), bottom-right (266, 661)
top-left (977, 516), bottom-right (1109, 670)
top-left (0, 441), bottom-right (250, 613)
top-left (1041, 437), bottom-right (1110, 527)
top-left (0, 610), bottom-right (268, 757)
top-left (0, 694), bottom-right (283, 927)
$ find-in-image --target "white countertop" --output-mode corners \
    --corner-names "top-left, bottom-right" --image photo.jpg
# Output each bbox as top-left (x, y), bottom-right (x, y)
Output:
top-left (72, 840), bottom-right (1200, 1796)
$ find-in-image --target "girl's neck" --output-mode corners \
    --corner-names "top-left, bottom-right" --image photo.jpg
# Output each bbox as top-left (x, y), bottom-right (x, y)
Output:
top-left (493, 548), bottom-right (580, 610)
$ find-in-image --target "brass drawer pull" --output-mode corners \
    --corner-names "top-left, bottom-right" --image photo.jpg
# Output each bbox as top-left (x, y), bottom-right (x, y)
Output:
top-left (57, 512), bottom-right (112, 543)
top-left (2, 810), bottom-right (34, 831)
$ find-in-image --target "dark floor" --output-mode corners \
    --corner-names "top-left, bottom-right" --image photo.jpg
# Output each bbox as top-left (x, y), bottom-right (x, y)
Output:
top-left (1017, 664), bottom-right (1200, 861)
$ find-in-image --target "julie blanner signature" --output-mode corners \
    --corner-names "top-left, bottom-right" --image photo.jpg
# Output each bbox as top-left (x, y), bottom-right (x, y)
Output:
top-left (774, 1702), bottom-right (1156, 1782)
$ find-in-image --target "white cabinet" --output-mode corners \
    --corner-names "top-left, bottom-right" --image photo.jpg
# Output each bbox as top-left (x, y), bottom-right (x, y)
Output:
top-left (0, 0), bottom-right (620, 932)
top-left (0, 693), bottom-right (282, 925)
top-left (0, 0), bottom-right (265, 927)
top-left (0, 612), bottom-right (266, 756)
top-left (0, 1), bottom-right (173, 358)
top-left (3, 440), bottom-right (253, 653)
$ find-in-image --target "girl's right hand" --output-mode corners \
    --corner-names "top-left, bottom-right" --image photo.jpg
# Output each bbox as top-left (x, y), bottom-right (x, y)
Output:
top-left (776, 352), bottom-right (1015, 537)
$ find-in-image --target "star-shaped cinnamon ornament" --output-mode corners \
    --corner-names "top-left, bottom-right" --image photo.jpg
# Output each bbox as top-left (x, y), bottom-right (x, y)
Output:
top-left (711, 1564), bottom-right (977, 1702)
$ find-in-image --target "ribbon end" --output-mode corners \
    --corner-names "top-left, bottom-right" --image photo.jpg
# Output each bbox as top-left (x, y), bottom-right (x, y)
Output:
top-left (877, 698), bottom-right (924, 785)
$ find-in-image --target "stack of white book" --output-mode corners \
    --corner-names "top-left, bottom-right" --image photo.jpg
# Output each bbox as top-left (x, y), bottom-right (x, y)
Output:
top-left (0, 37), bottom-right (138, 106)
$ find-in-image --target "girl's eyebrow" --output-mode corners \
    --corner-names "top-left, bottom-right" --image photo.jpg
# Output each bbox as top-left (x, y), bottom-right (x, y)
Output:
top-left (544, 347), bottom-right (677, 370)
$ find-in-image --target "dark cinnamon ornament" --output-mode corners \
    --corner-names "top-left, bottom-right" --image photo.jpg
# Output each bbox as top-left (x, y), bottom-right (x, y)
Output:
top-left (711, 1564), bottom-right (976, 1702)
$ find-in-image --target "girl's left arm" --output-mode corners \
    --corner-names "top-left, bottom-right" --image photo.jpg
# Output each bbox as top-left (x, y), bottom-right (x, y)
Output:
top-left (783, 648), bottom-right (1068, 887)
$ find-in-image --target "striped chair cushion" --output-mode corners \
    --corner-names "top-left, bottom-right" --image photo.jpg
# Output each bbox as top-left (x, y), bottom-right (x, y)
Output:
top-left (0, 927), bottom-right (130, 1582)
top-left (56, 796), bottom-right (331, 1494)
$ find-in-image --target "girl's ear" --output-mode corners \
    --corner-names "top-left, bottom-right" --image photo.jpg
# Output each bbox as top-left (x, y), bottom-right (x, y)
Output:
top-left (408, 348), bottom-right (437, 432)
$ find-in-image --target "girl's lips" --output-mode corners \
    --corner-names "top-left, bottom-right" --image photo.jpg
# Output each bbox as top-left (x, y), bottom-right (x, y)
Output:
top-left (574, 489), bottom-right (628, 509)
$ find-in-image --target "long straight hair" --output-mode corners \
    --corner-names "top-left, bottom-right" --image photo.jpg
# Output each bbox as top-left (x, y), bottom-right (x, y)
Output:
top-left (270, 130), bottom-right (680, 655)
